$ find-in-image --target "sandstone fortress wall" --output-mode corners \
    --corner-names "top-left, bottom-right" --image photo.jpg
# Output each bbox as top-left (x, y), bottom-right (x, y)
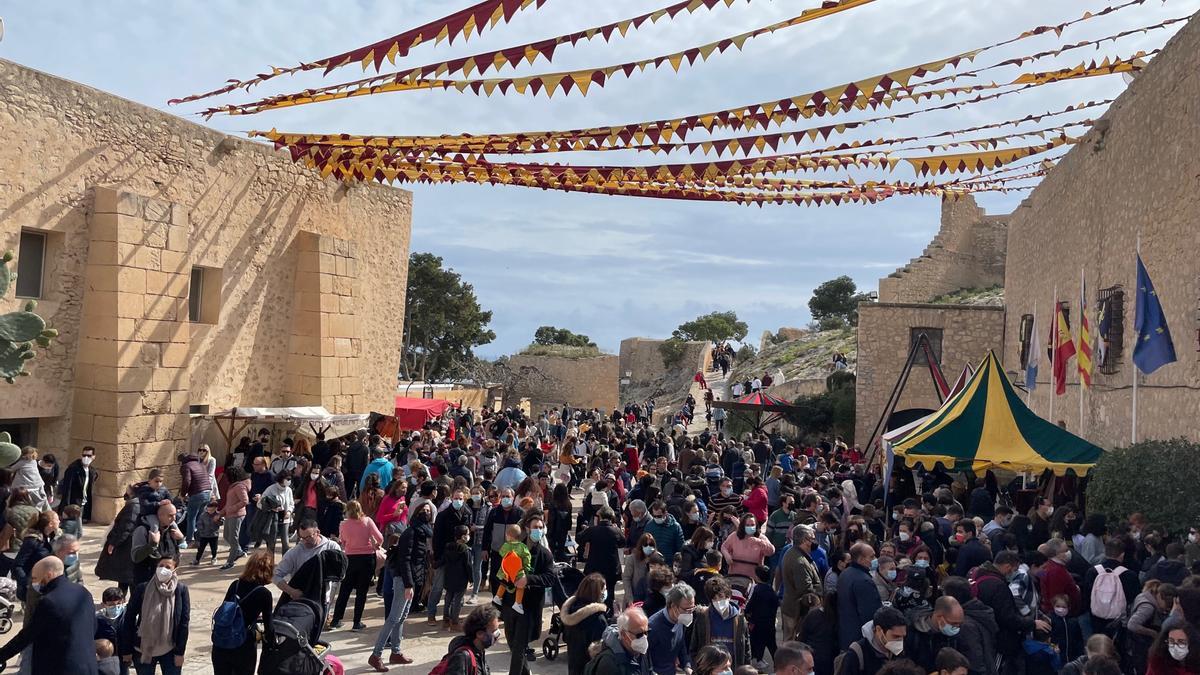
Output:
top-left (0, 59), bottom-right (412, 522)
top-left (505, 354), bottom-right (620, 415)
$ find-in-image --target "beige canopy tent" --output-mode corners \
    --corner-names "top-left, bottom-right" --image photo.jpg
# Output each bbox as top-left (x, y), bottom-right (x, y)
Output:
top-left (202, 406), bottom-right (368, 451)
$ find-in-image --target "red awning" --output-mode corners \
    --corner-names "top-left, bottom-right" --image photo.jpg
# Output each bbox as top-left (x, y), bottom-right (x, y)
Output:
top-left (394, 396), bottom-right (458, 431)
top-left (736, 391), bottom-right (791, 406)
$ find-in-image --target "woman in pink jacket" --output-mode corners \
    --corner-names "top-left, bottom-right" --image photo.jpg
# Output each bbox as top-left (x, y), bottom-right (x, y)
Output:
top-left (221, 466), bottom-right (251, 570)
top-left (721, 513), bottom-right (775, 578)
top-left (375, 480), bottom-right (408, 533)
top-left (331, 499), bottom-right (384, 630)
top-left (742, 477), bottom-right (769, 523)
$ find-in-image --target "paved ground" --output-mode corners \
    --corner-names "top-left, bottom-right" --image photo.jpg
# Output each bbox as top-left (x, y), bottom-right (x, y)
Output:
top-left (687, 360), bottom-right (730, 436)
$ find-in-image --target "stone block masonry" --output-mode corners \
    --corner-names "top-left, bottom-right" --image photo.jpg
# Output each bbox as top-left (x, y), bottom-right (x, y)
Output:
top-left (0, 59), bottom-right (412, 522)
top-left (505, 354), bottom-right (620, 415)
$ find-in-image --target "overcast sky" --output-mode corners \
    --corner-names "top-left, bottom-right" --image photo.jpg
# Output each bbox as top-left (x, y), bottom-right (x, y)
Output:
top-left (2, 1), bottom-right (1194, 356)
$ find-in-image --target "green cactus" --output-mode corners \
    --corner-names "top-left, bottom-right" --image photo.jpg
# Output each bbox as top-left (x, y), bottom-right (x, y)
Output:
top-left (0, 251), bottom-right (57, 383)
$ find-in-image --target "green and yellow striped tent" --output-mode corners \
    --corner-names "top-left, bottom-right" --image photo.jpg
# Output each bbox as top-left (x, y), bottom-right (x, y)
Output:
top-left (891, 351), bottom-right (1103, 476)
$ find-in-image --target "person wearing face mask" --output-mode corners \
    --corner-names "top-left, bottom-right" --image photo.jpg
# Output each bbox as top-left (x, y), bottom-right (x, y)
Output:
top-left (647, 583), bottom-right (696, 675)
top-left (711, 478), bottom-right (743, 514)
top-left (1147, 625), bottom-right (1200, 675)
top-left (721, 514), bottom-right (775, 578)
top-left (119, 558), bottom-right (190, 674)
top-left (52, 533), bottom-right (81, 584)
top-left (587, 606), bottom-right (652, 674)
top-left (58, 446), bottom-right (98, 523)
top-left (644, 501), bottom-right (685, 566)
top-left (467, 488), bottom-right (490, 605)
top-left (781, 525), bottom-right (822, 641)
top-left (873, 556), bottom-right (900, 604)
top-left (837, 606), bottom-right (907, 675)
top-left (423, 605), bottom-right (502, 675)
top-left (1037, 538), bottom-right (1082, 616)
top-left (499, 514), bottom-right (556, 675)
top-left (0, 556), bottom-right (97, 675)
top-left (329, 499), bottom-right (383, 631)
top-left (690, 577), bottom-right (749, 668)
top-left (951, 521), bottom-right (989, 578)
top-left (939, 576), bottom-right (998, 675)
top-left (982, 506), bottom-right (1013, 550)
top-left (428, 488), bottom-right (474, 628)
top-left (903, 596), bottom-right (966, 672)
top-left (562, 574), bottom-right (612, 675)
top-left (370, 503), bottom-right (431, 670)
top-left (482, 487), bottom-right (525, 597)
top-left (252, 472), bottom-right (294, 556)
top-left (975, 550), bottom-right (1049, 675)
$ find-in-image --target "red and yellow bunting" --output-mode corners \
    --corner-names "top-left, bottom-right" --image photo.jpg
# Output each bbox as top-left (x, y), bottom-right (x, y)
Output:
top-left (170, 0), bottom-right (553, 105)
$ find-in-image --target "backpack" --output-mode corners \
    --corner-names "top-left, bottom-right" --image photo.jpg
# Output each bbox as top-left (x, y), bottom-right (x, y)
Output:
top-left (833, 641), bottom-right (863, 675)
top-left (211, 585), bottom-right (263, 650)
top-left (1090, 564), bottom-right (1129, 620)
top-left (428, 645), bottom-right (477, 675)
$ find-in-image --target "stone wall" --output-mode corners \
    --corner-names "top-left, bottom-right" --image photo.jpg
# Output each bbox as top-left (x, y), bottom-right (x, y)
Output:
top-left (878, 195), bottom-right (1008, 303)
top-left (1001, 15), bottom-right (1200, 447)
top-left (855, 303), bottom-right (1006, 446)
top-left (0, 59), bottom-right (411, 521)
top-left (618, 337), bottom-right (709, 403)
top-left (505, 354), bottom-right (619, 414)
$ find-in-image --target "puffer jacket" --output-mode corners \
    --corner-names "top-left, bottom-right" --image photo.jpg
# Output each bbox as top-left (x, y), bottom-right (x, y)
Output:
top-left (179, 456), bottom-right (211, 497)
top-left (643, 514), bottom-right (685, 564)
top-left (563, 596), bottom-right (610, 675)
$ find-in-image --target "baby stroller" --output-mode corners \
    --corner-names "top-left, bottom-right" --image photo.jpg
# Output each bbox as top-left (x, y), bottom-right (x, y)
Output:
top-left (542, 563), bottom-right (585, 661)
top-left (0, 577), bottom-right (17, 634)
top-left (726, 574), bottom-right (753, 613)
top-left (258, 598), bottom-right (335, 675)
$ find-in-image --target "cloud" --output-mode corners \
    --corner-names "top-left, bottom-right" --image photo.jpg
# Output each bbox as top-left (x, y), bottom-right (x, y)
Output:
top-left (3, 0), bottom-right (1196, 357)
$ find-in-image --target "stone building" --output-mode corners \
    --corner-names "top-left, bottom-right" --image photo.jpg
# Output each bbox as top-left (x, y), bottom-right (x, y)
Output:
top-left (0, 60), bottom-right (412, 522)
top-left (504, 353), bottom-right (620, 415)
top-left (856, 14), bottom-right (1200, 451)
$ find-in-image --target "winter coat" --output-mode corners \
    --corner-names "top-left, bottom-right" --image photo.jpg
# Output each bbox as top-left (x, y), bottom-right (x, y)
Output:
top-left (1038, 559), bottom-right (1082, 615)
top-left (483, 505), bottom-right (525, 554)
top-left (223, 479), bottom-right (251, 518)
top-left (720, 533), bottom-right (775, 578)
top-left (689, 605), bottom-right (749, 668)
top-left (442, 541), bottom-right (472, 593)
top-left (13, 533), bottom-right (53, 598)
top-left (1149, 558), bottom-right (1190, 586)
top-left (974, 563), bottom-right (1034, 657)
top-left (586, 624), bottom-right (650, 675)
top-left (388, 519), bottom-right (431, 590)
top-left (837, 562), bottom-right (882, 650)
top-left (119, 580), bottom-right (190, 660)
top-left (442, 634), bottom-right (490, 675)
top-left (961, 598), bottom-right (999, 675)
top-left (563, 596), bottom-right (609, 675)
top-left (432, 503), bottom-right (472, 567)
top-left (643, 514), bottom-right (685, 564)
top-left (178, 456), bottom-right (211, 497)
top-left (57, 459), bottom-right (97, 516)
top-left (95, 500), bottom-right (140, 587)
top-left (780, 546), bottom-right (821, 620)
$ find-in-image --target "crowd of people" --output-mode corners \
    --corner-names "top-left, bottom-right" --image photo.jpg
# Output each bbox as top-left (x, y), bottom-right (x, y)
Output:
top-left (0, 377), bottom-right (1196, 675)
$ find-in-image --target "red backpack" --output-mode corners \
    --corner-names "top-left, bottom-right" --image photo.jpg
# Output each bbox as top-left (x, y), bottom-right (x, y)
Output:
top-left (428, 645), bottom-right (478, 675)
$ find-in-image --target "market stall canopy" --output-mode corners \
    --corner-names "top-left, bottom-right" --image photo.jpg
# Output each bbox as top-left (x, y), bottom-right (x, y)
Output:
top-left (206, 406), bottom-right (368, 446)
top-left (881, 363), bottom-right (976, 445)
top-left (891, 352), bottom-right (1103, 476)
top-left (395, 396), bottom-right (459, 431)
top-left (711, 391), bottom-right (804, 433)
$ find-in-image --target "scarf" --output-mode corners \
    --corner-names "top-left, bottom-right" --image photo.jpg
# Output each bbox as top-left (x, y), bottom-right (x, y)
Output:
top-left (138, 574), bottom-right (177, 663)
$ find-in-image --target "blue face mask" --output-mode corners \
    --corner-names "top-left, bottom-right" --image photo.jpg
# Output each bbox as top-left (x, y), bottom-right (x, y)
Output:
top-left (642, 545), bottom-right (654, 556)
top-left (871, 559), bottom-right (880, 572)
top-left (501, 497), bottom-right (513, 508)
top-left (914, 559), bottom-right (930, 569)
top-left (941, 624), bottom-right (961, 637)
top-left (452, 499), bottom-right (464, 510)
top-left (529, 528), bottom-right (544, 542)
top-left (884, 569), bottom-right (897, 581)
top-left (64, 553), bottom-right (79, 568)
top-left (744, 525), bottom-right (757, 535)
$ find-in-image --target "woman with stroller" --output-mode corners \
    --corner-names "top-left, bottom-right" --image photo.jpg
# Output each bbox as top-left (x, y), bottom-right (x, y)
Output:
top-left (561, 573), bottom-right (611, 675)
top-left (120, 557), bottom-right (190, 675)
top-left (212, 550), bottom-right (275, 675)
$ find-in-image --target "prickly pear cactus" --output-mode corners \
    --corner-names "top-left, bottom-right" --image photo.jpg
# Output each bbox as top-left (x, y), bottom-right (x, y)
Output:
top-left (0, 432), bottom-right (18, 468)
top-left (0, 251), bottom-right (58, 383)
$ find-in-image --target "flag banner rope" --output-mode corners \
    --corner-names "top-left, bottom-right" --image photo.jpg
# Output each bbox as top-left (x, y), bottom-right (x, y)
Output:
top-left (170, 0), bottom-right (555, 105)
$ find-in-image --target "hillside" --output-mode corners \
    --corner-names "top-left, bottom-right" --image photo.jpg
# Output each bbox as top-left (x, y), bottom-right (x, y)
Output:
top-left (929, 285), bottom-right (1004, 306)
top-left (731, 327), bottom-right (856, 388)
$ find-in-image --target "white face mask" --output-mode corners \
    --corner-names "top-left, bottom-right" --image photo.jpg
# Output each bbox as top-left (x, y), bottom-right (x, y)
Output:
top-left (1169, 644), bottom-right (1189, 662)
top-left (155, 567), bottom-right (174, 583)
top-left (712, 598), bottom-right (730, 615)
top-left (81, 456), bottom-right (94, 466)
top-left (677, 611), bottom-right (694, 627)
top-left (630, 635), bottom-right (649, 654)
top-left (884, 639), bottom-right (904, 656)
top-left (898, 532), bottom-right (910, 542)
top-left (1190, 533), bottom-right (1198, 544)
top-left (1054, 606), bottom-right (1069, 617)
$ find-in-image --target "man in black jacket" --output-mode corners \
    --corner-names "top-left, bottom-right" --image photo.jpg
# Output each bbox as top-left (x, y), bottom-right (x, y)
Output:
top-left (1082, 538), bottom-right (1141, 635)
top-left (502, 513), bottom-right (558, 675)
top-left (0, 556), bottom-right (98, 674)
top-left (344, 430), bottom-right (369, 497)
top-left (974, 551), bottom-right (1049, 675)
top-left (428, 488), bottom-right (473, 626)
top-left (58, 446), bottom-right (98, 521)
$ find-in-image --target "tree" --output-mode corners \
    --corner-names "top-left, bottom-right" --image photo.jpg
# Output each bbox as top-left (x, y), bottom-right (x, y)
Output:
top-left (1087, 438), bottom-right (1200, 535)
top-left (808, 276), bottom-right (873, 328)
top-left (401, 253), bottom-right (496, 382)
top-left (532, 326), bottom-right (595, 348)
top-left (672, 311), bottom-right (748, 343)
top-left (658, 338), bottom-right (688, 369)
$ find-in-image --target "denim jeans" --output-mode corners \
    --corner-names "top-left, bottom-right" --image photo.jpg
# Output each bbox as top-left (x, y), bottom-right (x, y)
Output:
top-left (426, 567), bottom-right (446, 620)
top-left (470, 544), bottom-right (484, 595)
top-left (184, 490), bottom-right (211, 542)
top-left (133, 653), bottom-right (181, 675)
top-left (372, 575), bottom-right (412, 657)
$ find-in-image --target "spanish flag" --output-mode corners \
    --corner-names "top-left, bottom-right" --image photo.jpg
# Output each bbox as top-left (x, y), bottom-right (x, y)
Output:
top-left (1051, 301), bottom-right (1076, 395)
top-left (1078, 272), bottom-right (1093, 388)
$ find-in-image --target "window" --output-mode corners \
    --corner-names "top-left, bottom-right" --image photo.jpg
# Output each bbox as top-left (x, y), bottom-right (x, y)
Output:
top-left (15, 230), bottom-right (46, 299)
top-left (187, 266), bottom-right (222, 324)
top-left (1097, 285), bottom-right (1125, 374)
top-left (910, 327), bottom-right (944, 366)
top-left (1018, 314), bottom-right (1035, 367)
top-left (187, 404), bottom-right (210, 415)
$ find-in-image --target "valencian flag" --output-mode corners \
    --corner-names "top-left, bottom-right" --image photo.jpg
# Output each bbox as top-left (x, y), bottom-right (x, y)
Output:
top-left (1078, 274), bottom-right (1094, 388)
top-left (1051, 301), bottom-right (1076, 395)
top-left (1133, 254), bottom-right (1177, 374)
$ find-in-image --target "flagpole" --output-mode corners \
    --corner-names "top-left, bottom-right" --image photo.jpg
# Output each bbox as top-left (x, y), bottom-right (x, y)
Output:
top-left (1027, 302), bottom-right (1037, 404)
top-left (1132, 235), bottom-right (1140, 444)
top-left (1080, 267), bottom-right (1086, 436)
top-left (1050, 284), bottom-right (1057, 425)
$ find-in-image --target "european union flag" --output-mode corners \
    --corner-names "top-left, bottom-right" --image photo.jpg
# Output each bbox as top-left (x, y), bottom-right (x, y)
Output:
top-left (1133, 254), bottom-right (1177, 375)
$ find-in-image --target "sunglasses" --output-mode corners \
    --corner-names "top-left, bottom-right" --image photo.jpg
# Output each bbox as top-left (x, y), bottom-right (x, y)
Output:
top-left (628, 630), bottom-right (649, 639)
